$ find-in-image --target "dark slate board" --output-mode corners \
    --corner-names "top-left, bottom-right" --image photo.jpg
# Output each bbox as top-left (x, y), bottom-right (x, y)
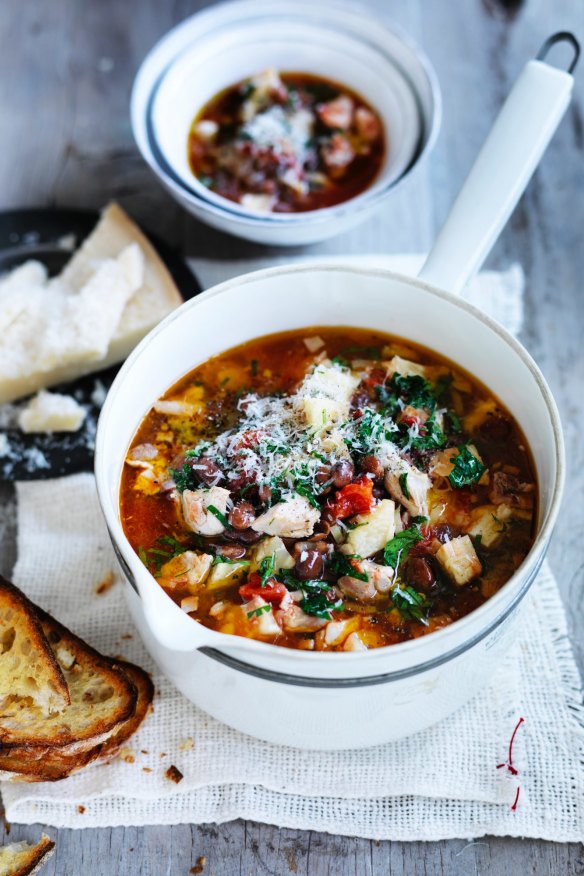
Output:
top-left (0, 209), bottom-right (201, 480)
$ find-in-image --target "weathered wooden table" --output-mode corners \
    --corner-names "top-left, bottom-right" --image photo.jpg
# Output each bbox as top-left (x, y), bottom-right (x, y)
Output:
top-left (1, 0), bottom-right (583, 872)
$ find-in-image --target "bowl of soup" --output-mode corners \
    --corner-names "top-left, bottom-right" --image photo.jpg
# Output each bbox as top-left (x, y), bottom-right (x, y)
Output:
top-left (95, 264), bottom-right (563, 749)
top-left (131, 0), bottom-right (441, 244)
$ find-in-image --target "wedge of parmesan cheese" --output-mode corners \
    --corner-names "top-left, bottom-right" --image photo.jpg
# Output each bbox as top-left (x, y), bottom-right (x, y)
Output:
top-left (18, 390), bottom-right (87, 433)
top-left (0, 203), bottom-right (183, 404)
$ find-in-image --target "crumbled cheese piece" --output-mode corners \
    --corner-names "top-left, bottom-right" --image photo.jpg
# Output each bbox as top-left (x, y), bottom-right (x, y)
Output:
top-left (18, 390), bottom-right (87, 433)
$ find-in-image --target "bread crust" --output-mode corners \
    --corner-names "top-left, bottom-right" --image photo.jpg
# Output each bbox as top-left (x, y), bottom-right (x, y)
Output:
top-left (0, 608), bottom-right (136, 749)
top-left (0, 834), bottom-right (55, 876)
top-left (0, 576), bottom-right (70, 711)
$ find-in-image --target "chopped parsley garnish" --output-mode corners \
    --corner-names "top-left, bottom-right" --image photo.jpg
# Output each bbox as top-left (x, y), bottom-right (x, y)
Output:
top-left (448, 445), bottom-right (487, 489)
top-left (300, 592), bottom-right (343, 620)
top-left (383, 523), bottom-right (425, 569)
top-left (138, 536), bottom-right (185, 573)
top-left (331, 355), bottom-right (350, 368)
top-left (259, 552), bottom-right (277, 586)
top-left (213, 554), bottom-right (250, 566)
top-left (390, 373), bottom-right (437, 411)
top-left (247, 604), bottom-right (271, 619)
top-left (207, 504), bottom-right (231, 528)
top-left (446, 410), bottom-right (462, 434)
top-left (409, 413), bottom-right (446, 451)
top-left (186, 442), bottom-right (211, 458)
top-left (391, 585), bottom-right (430, 622)
top-left (170, 463), bottom-right (196, 493)
top-left (399, 472), bottom-right (410, 499)
top-left (329, 552), bottom-right (369, 582)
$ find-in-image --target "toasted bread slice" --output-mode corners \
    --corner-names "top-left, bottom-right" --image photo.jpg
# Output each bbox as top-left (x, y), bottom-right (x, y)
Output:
top-left (0, 577), bottom-right (69, 716)
top-left (0, 661), bottom-right (154, 782)
top-left (0, 608), bottom-right (135, 749)
top-left (0, 834), bottom-right (55, 876)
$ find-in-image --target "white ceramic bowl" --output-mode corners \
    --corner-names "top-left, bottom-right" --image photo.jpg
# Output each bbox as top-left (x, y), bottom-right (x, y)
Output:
top-left (131, 0), bottom-right (441, 245)
top-left (95, 263), bottom-right (564, 749)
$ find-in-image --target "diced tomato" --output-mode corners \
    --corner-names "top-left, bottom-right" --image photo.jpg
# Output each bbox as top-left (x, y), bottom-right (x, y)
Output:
top-left (239, 572), bottom-right (287, 604)
top-left (362, 368), bottom-right (386, 390)
top-left (327, 475), bottom-right (374, 520)
top-left (233, 429), bottom-right (267, 451)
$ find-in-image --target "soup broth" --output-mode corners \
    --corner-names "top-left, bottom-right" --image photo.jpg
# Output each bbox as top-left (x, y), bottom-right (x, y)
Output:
top-left (188, 70), bottom-right (386, 213)
top-left (120, 328), bottom-right (536, 653)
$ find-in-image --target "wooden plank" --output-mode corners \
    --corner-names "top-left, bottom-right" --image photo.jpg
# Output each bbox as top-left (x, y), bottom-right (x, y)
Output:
top-left (0, 0), bottom-right (583, 872)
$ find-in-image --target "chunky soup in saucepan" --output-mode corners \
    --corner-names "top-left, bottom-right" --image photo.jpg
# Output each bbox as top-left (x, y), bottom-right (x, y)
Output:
top-left (188, 69), bottom-right (385, 213)
top-left (121, 329), bottom-right (536, 652)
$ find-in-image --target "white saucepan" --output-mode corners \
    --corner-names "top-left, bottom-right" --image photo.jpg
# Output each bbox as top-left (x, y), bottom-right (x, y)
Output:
top-left (96, 35), bottom-right (578, 749)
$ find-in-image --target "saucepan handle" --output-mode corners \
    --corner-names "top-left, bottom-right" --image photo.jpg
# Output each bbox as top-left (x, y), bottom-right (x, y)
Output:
top-left (418, 32), bottom-right (579, 295)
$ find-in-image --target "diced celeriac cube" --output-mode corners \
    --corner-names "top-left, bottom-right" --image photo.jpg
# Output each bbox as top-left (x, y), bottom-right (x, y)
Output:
top-left (209, 600), bottom-right (226, 618)
top-left (343, 631), bottom-right (368, 652)
top-left (468, 504), bottom-right (513, 548)
top-left (383, 451), bottom-right (431, 517)
top-left (251, 496), bottom-right (320, 539)
top-left (250, 536), bottom-right (294, 572)
top-left (303, 336), bottom-right (325, 352)
top-left (301, 396), bottom-right (348, 430)
top-left (241, 596), bottom-right (282, 637)
top-left (436, 535), bottom-right (482, 586)
top-left (207, 561), bottom-right (248, 591)
top-left (181, 486), bottom-right (230, 536)
top-left (159, 551), bottom-right (213, 592)
top-left (341, 499), bottom-right (395, 558)
top-left (385, 355), bottom-right (428, 380)
top-left (240, 193), bottom-right (276, 214)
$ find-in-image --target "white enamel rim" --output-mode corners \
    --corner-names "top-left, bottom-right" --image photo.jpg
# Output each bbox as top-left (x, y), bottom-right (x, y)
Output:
top-left (130, 0), bottom-right (442, 233)
top-left (95, 262), bottom-right (565, 672)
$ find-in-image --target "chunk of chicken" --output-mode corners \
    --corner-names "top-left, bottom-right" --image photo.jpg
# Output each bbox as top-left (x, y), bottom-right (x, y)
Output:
top-left (316, 617), bottom-right (361, 649)
top-left (436, 535), bottom-right (482, 586)
top-left (182, 486), bottom-right (231, 536)
top-left (338, 560), bottom-right (394, 603)
top-left (159, 551), bottom-right (213, 593)
top-left (321, 133), bottom-right (355, 169)
top-left (242, 596), bottom-right (282, 637)
top-left (354, 106), bottom-right (381, 142)
top-left (276, 604), bottom-right (328, 633)
top-left (317, 94), bottom-right (354, 129)
top-left (341, 499), bottom-right (396, 558)
top-left (383, 452), bottom-right (431, 517)
top-left (251, 497), bottom-right (321, 539)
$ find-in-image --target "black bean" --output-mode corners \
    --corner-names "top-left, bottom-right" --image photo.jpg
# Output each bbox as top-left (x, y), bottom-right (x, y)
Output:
top-left (223, 527), bottom-right (262, 545)
top-left (315, 465), bottom-right (332, 485)
top-left (360, 455), bottom-right (384, 481)
top-left (218, 544), bottom-right (247, 560)
top-left (331, 459), bottom-right (354, 488)
top-left (192, 456), bottom-right (223, 486)
top-left (294, 549), bottom-right (324, 580)
top-left (479, 414), bottom-right (512, 442)
top-left (228, 501), bottom-right (256, 531)
top-left (406, 557), bottom-right (435, 590)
